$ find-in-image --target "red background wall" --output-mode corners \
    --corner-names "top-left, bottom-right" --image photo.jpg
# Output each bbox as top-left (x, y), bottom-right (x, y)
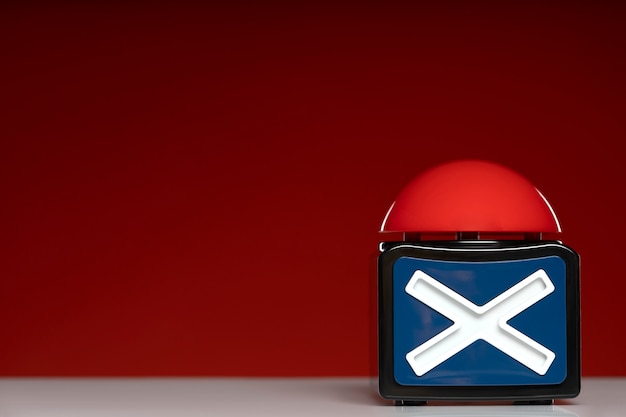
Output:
top-left (1, 1), bottom-right (624, 376)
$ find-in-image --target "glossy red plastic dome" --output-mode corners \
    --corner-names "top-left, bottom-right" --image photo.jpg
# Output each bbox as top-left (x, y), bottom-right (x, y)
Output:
top-left (380, 160), bottom-right (561, 233)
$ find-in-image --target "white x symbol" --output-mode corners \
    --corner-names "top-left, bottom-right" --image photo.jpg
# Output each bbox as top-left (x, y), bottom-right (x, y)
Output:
top-left (404, 269), bottom-right (556, 376)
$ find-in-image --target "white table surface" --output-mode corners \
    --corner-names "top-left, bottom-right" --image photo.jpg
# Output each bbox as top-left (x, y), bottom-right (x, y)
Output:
top-left (0, 377), bottom-right (622, 416)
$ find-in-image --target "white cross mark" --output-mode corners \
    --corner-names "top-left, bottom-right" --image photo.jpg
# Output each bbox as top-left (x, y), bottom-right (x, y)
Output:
top-left (404, 269), bottom-right (556, 376)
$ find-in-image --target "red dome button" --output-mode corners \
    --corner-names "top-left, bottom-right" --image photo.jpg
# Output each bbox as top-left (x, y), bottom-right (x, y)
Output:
top-left (380, 160), bottom-right (561, 234)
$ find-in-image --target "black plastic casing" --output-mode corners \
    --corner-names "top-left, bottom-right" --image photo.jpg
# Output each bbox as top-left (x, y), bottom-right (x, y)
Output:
top-left (378, 240), bottom-right (580, 403)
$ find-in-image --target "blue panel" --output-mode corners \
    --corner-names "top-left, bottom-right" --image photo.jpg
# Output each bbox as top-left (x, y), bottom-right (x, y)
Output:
top-left (393, 256), bottom-right (567, 386)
